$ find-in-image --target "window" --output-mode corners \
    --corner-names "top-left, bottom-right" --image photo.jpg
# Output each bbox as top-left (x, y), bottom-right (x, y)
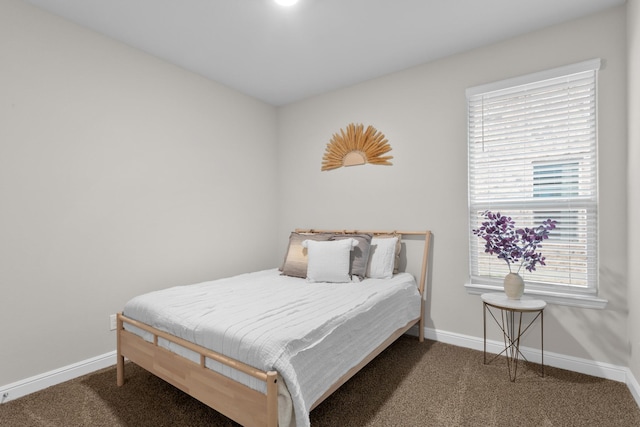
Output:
top-left (466, 59), bottom-right (605, 308)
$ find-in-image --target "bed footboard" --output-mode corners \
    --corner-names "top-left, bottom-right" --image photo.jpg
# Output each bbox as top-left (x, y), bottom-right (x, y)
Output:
top-left (117, 313), bottom-right (278, 427)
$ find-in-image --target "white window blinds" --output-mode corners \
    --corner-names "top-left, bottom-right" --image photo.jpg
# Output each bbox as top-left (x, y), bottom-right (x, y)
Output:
top-left (467, 59), bottom-right (599, 292)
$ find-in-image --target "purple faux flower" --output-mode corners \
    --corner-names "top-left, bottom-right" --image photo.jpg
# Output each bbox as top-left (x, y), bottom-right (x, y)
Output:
top-left (473, 211), bottom-right (557, 273)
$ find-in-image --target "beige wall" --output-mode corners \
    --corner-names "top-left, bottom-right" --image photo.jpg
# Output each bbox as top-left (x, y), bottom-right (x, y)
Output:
top-left (0, 0), bottom-right (278, 385)
top-left (277, 6), bottom-right (629, 365)
top-left (1, 0), bottom-right (634, 389)
top-left (628, 0), bottom-right (640, 380)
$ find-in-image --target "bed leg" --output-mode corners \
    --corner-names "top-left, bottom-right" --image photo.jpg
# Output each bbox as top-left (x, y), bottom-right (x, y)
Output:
top-left (419, 300), bottom-right (425, 342)
top-left (266, 371), bottom-right (278, 427)
top-left (418, 230), bottom-right (430, 344)
top-left (116, 313), bottom-right (125, 386)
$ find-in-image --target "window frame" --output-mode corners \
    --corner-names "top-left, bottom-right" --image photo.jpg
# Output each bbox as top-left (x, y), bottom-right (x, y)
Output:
top-left (465, 59), bottom-right (607, 309)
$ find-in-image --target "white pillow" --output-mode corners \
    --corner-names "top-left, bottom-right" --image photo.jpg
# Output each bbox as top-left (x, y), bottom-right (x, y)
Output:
top-left (302, 238), bottom-right (358, 283)
top-left (366, 236), bottom-right (398, 279)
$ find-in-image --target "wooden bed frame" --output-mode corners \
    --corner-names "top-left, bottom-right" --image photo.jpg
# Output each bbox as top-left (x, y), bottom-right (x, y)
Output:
top-left (117, 229), bottom-right (431, 427)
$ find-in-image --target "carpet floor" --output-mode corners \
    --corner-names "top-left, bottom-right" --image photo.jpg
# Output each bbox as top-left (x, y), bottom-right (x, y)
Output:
top-left (1, 337), bottom-right (639, 426)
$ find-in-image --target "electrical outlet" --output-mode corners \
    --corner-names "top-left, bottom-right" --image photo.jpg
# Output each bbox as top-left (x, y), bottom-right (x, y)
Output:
top-left (110, 314), bottom-right (117, 331)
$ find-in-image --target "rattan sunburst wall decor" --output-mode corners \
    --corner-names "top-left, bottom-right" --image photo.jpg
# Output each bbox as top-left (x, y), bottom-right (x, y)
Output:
top-left (321, 123), bottom-right (393, 171)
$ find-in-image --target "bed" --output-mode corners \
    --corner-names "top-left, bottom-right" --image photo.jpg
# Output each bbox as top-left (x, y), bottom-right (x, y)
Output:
top-left (117, 229), bottom-right (431, 427)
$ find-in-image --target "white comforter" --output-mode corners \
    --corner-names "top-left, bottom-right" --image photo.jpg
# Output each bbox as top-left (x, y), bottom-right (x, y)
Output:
top-left (123, 268), bottom-right (421, 427)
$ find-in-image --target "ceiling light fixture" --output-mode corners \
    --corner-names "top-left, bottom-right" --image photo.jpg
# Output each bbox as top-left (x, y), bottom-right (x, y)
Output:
top-left (274, 0), bottom-right (298, 6)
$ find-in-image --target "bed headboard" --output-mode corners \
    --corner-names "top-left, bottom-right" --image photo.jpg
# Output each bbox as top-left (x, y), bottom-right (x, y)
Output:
top-left (294, 229), bottom-right (432, 299)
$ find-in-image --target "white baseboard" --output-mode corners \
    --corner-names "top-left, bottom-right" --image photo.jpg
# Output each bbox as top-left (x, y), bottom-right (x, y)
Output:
top-left (0, 351), bottom-right (116, 404)
top-left (627, 367), bottom-right (640, 407)
top-left (424, 327), bottom-right (629, 381)
top-left (423, 327), bottom-right (640, 408)
top-left (2, 328), bottom-right (639, 409)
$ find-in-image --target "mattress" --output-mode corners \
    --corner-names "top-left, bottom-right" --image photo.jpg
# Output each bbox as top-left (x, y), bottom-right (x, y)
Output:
top-left (123, 268), bottom-right (421, 427)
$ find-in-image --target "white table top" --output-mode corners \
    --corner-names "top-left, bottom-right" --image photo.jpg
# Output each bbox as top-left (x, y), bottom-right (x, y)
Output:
top-left (481, 292), bottom-right (546, 311)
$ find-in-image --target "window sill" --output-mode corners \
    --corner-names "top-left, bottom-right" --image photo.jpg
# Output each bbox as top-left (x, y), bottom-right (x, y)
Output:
top-left (464, 283), bottom-right (608, 309)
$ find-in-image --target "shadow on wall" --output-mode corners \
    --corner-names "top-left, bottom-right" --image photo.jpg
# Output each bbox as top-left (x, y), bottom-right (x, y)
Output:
top-left (576, 266), bottom-right (630, 366)
top-left (521, 266), bottom-right (629, 369)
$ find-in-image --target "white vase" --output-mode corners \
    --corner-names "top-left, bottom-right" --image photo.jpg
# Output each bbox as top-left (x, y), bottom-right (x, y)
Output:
top-left (503, 273), bottom-right (524, 300)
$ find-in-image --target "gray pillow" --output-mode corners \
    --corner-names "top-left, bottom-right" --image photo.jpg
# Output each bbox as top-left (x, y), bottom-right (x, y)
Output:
top-left (331, 234), bottom-right (373, 279)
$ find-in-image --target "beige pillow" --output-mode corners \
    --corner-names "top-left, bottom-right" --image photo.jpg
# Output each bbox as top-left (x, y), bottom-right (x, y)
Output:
top-left (280, 232), bottom-right (333, 278)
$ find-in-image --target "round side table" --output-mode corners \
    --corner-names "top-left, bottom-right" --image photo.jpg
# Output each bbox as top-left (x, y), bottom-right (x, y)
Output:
top-left (481, 292), bottom-right (546, 381)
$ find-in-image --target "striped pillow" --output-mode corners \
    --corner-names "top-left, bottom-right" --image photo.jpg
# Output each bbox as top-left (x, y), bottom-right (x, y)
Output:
top-left (280, 232), bottom-right (333, 278)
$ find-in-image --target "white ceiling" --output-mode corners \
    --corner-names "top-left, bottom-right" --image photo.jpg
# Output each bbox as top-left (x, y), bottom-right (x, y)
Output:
top-left (24, 0), bottom-right (625, 106)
